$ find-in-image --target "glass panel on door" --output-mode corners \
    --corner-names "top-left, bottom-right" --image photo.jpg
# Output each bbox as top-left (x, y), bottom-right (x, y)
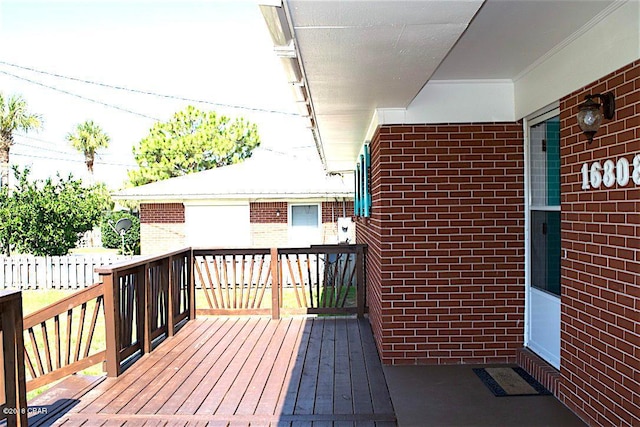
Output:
top-left (527, 113), bottom-right (561, 369)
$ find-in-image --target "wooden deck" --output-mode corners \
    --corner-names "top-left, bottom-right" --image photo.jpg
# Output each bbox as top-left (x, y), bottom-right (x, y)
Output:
top-left (30, 317), bottom-right (396, 427)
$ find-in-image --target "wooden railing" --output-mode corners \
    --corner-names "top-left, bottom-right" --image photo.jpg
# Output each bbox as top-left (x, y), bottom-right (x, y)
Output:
top-left (2, 244), bottom-right (365, 407)
top-left (279, 245), bottom-right (366, 317)
top-left (0, 290), bottom-right (28, 427)
top-left (193, 248), bottom-right (273, 316)
top-left (194, 244), bottom-right (366, 318)
top-left (22, 283), bottom-right (105, 391)
top-left (96, 248), bottom-right (193, 377)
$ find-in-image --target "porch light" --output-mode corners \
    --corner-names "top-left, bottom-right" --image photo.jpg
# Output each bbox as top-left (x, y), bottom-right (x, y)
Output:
top-left (576, 92), bottom-right (615, 143)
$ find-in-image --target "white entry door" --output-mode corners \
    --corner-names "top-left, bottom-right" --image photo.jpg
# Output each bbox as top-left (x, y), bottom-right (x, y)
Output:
top-left (526, 110), bottom-right (561, 369)
top-left (185, 204), bottom-right (249, 248)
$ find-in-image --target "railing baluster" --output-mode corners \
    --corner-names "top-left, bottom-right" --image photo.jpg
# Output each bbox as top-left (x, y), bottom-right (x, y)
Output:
top-left (23, 348), bottom-right (37, 380)
top-left (167, 256), bottom-right (175, 337)
top-left (232, 255), bottom-right (238, 309)
top-left (28, 327), bottom-right (45, 376)
top-left (246, 255), bottom-right (255, 308)
top-left (84, 295), bottom-right (102, 358)
top-left (253, 256), bottom-right (265, 309)
top-left (306, 256), bottom-right (313, 308)
top-left (222, 256), bottom-right (230, 309)
top-left (285, 255), bottom-right (302, 308)
top-left (239, 255), bottom-right (246, 308)
top-left (321, 255), bottom-right (329, 308)
top-left (256, 260), bottom-right (270, 309)
top-left (340, 257), bottom-right (357, 308)
top-left (194, 259), bottom-right (214, 309)
top-left (316, 253), bottom-right (320, 309)
top-left (54, 314), bottom-right (61, 369)
top-left (211, 256), bottom-right (224, 309)
top-left (41, 322), bottom-right (53, 373)
top-left (74, 302), bottom-right (87, 362)
top-left (295, 254), bottom-right (308, 307)
top-left (332, 256), bottom-right (340, 307)
top-left (65, 309), bottom-right (73, 366)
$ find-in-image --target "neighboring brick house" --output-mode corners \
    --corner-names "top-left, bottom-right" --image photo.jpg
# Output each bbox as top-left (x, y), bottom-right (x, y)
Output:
top-left (114, 150), bottom-right (354, 254)
top-left (261, 1), bottom-right (639, 426)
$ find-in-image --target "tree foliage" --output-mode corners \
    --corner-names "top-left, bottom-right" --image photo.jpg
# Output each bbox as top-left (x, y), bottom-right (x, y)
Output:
top-left (66, 120), bottom-right (110, 174)
top-left (101, 211), bottom-right (140, 255)
top-left (128, 106), bottom-right (260, 186)
top-left (0, 167), bottom-right (111, 256)
top-left (0, 92), bottom-right (42, 186)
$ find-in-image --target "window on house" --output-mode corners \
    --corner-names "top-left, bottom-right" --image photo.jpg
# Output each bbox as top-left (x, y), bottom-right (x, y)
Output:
top-left (289, 204), bottom-right (320, 246)
top-left (354, 144), bottom-right (371, 217)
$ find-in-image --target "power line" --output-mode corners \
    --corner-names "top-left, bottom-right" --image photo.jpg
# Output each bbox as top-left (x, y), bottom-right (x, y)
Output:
top-left (0, 60), bottom-right (301, 117)
top-left (11, 151), bottom-right (136, 168)
top-left (14, 135), bottom-right (136, 164)
top-left (0, 68), bottom-right (161, 121)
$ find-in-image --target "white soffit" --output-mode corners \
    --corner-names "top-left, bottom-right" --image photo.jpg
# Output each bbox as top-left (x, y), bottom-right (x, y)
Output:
top-left (282, 0), bottom-right (624, 173)
top-left (285, 0), bottom-right (485, 172)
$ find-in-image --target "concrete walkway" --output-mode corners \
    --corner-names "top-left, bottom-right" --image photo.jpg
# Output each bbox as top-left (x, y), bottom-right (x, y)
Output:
top-left (384, 364), bottom-right (587, 427)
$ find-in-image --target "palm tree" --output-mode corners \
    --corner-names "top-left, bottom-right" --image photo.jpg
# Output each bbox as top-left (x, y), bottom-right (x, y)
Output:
top-left (66, 120), bottom-right (110, 175)
top-left (0, 92), bottom-right (42, 186)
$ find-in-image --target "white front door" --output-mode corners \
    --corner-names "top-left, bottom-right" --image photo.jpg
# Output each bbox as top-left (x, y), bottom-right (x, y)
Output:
top-left (525, 110), bottom-right (561, 369)
top-left (185, 204), bottom-right (250, 248)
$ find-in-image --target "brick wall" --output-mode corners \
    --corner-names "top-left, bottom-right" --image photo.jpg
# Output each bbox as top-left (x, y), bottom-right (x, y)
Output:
top-left (140, 223), bottom-right (186, 255)
top-left (250, 223), bottom-right (289, 247)
top-left (250, 201), bottom-right (354, 246)
top-left (321, 201), bottom-right (354, 223)
top-left (140, 203), bottom-right (185, 223)
top-left (139, 203), bottom-right (186, 254)
top-left (558, 60), bottom-right (640, 427)
top-left (250, 202), bottom-right (288, 224)
top-left (356, 122), bottom-right (525, 365)
top-left (322, 201), bottom-right (355, 244)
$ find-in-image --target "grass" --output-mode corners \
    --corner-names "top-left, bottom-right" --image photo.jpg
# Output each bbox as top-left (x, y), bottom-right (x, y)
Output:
top-left (22, 289), bottom-right (77, 315)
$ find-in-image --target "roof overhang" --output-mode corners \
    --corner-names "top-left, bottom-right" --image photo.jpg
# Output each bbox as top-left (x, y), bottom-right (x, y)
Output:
top-left (260, 0), bottom-right (639, 173)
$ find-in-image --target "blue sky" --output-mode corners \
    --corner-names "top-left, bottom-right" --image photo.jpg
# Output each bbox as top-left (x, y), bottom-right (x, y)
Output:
top-left (0, 1), bottom-right (313, 188)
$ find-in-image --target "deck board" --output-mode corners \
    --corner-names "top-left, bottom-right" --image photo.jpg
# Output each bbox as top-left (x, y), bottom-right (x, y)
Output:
top-left (32, 317), bottom-right (396, 426)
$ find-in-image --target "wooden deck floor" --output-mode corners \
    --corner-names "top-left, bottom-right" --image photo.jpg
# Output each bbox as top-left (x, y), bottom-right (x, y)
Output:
top-left (31, 317), bottom-right (396, 427)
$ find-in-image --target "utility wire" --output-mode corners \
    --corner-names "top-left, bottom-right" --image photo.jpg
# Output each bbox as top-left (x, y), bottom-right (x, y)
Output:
top-left (0, 68), bottom-right (161, 121)
top-left (11, 151), bottom-right (136, 168)
top-left (14, 134), bottom-right (136, 165)
top-left (0, 60), bottom-right (301, 117)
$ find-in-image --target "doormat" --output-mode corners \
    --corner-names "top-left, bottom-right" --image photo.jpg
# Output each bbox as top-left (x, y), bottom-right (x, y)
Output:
top-left (473, 367), bottom-right (552, 397)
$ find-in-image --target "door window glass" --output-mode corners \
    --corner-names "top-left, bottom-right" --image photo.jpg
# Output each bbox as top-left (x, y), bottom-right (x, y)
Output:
top-left (529, 116), bottom-right (561, 296)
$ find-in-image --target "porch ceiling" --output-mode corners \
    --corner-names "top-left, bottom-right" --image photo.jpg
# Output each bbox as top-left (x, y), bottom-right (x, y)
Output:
top-left (274, 0), bottom-right (615, 172)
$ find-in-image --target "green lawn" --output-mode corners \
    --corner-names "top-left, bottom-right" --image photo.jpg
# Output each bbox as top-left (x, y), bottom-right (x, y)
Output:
top-left (22, 289), bottom-right (77, 315)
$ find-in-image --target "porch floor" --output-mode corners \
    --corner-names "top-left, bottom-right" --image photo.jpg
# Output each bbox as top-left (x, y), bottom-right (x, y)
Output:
top-left (30, 317), bottom-right (396, 426)
top-left (383, 365), bottom-right (587, 426)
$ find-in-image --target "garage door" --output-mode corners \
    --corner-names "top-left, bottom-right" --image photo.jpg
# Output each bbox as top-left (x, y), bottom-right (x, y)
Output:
top-left (185, 204), bottom-right (250, 248)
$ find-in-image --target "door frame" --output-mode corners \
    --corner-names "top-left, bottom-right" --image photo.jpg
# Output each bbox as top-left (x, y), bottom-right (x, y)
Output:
top-left (523, 102), bottom-right (561, 369)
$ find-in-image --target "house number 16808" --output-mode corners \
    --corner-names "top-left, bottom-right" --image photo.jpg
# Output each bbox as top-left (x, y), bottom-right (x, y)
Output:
top-left (581, 154), bottom-right (640, 190)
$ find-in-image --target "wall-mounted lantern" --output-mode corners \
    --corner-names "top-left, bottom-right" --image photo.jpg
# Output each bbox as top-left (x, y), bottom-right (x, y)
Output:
top-left (576, 92), bottom-right (615, 143)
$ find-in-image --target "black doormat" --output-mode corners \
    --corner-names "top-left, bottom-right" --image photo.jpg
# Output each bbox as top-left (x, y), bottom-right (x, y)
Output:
top-left (473, 367), bottom-right (552, 397)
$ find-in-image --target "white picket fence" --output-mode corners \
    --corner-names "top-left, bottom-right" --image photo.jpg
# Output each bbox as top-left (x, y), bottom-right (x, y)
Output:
top-left (0, 254), bottom-right (138, 290)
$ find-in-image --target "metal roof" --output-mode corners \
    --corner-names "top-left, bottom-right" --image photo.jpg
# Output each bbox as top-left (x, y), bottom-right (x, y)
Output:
top-left (113, 149), bottom-right (354, 202)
